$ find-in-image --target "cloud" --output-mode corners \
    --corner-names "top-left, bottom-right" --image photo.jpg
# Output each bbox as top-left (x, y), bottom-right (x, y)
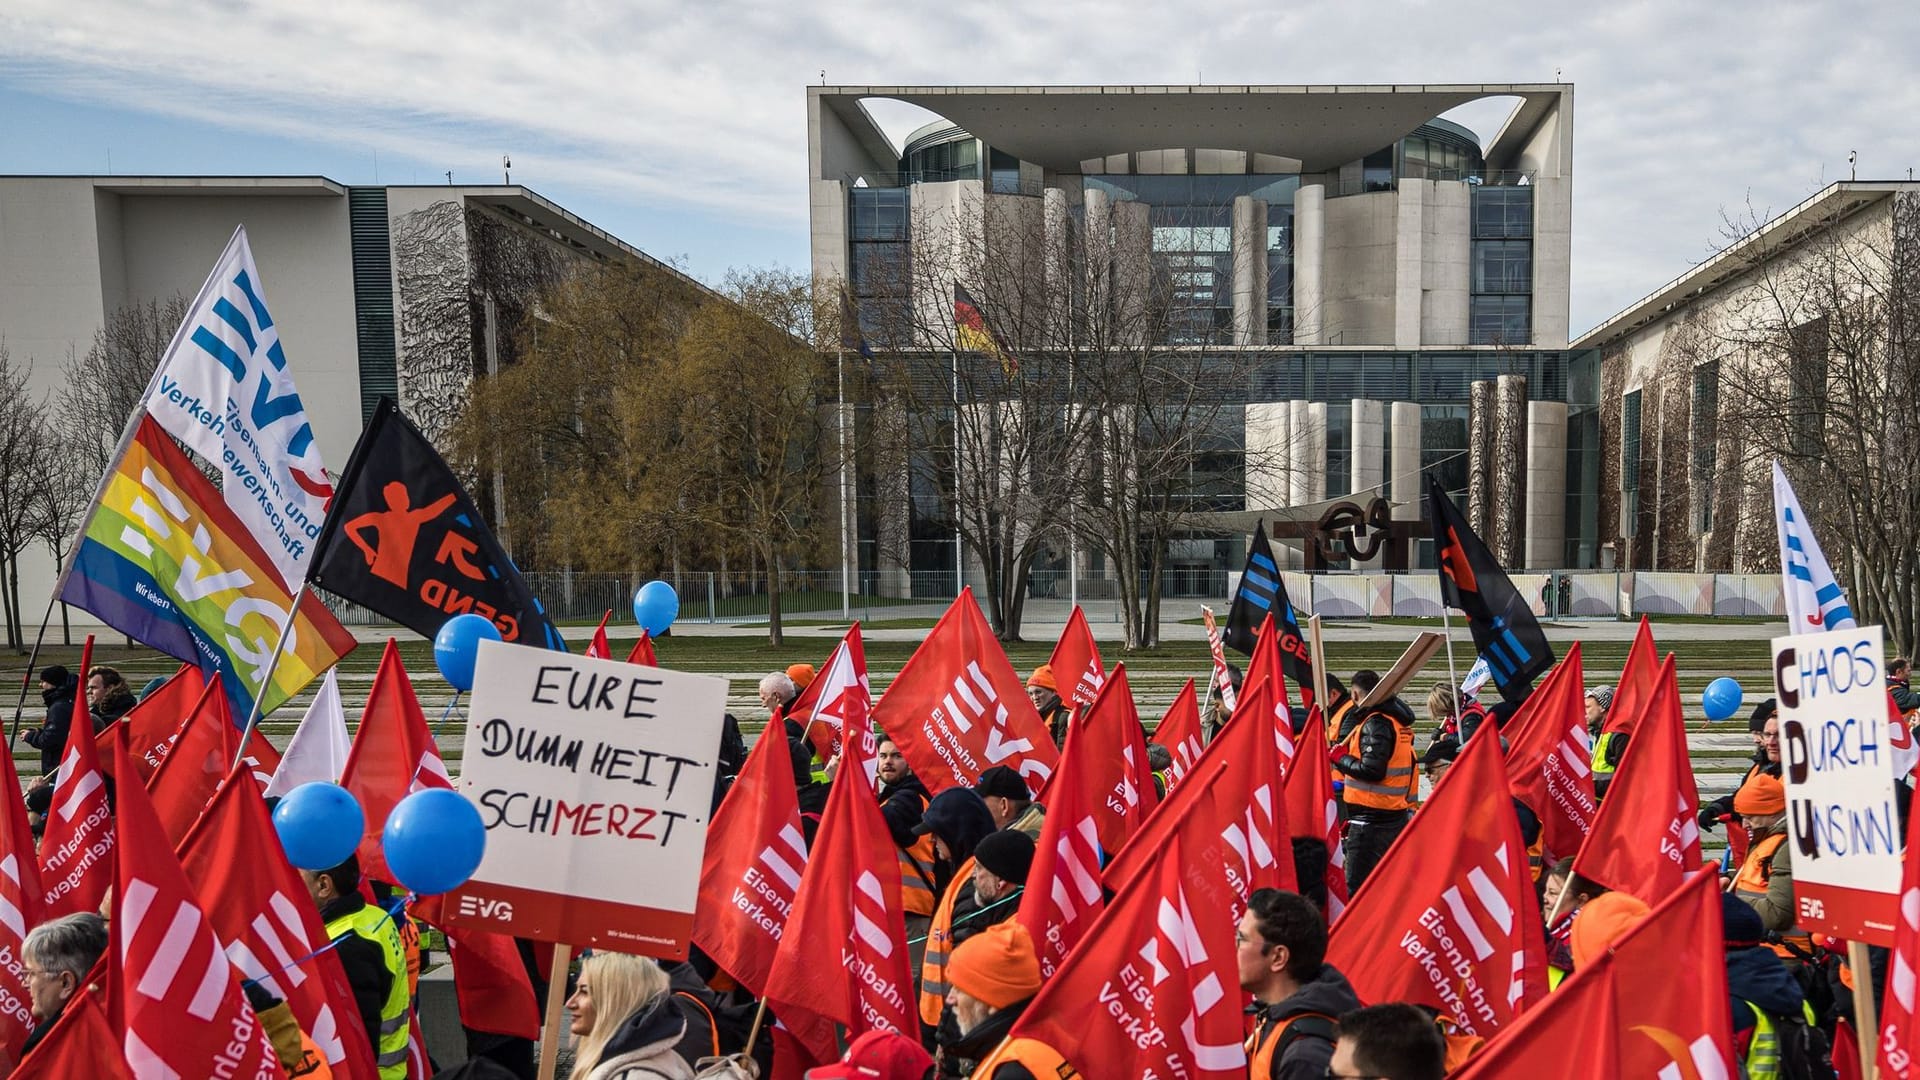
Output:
top-left (5, 0), bottom-right (1918, 332)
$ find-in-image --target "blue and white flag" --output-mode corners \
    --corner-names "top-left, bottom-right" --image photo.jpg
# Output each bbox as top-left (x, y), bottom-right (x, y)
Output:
top-left (141, 225), bottom-right (333, 588)
top-left (1460, 654), bottom-right (1493, 700)
top-left (1773, 460), bottom-right (1856, 633)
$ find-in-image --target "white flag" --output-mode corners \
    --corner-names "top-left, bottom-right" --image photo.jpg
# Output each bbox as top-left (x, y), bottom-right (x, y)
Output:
top-left (1460, 654), bottom-right (1493, 700)
top-left (1772, 460), bottom-right (1857, 634)
top-left (264, 669), bottom-right (352, 797)
top-left (143, 225), bottom-right (332, 587)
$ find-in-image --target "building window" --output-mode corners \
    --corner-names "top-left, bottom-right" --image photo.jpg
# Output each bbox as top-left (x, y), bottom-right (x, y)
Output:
top-left (1469, 296), bottom-right (1531, 345)
top-left (849, 188), bottom-right (910, 342)
top-left (989, 149), bottom-right (1022, 194)
top-left (1692, 361), bottom-right (1719, 533)
top-left (1267, 211), bottom-right (1294, 336)
top-left (1472, 240), bottom-right (1532, 294)
top-left (1472, 187), bottom-right (1533, 238)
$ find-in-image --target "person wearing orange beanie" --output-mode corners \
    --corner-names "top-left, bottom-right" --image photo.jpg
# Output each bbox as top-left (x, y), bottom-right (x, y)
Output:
top-left (1025, 666), bottom-right (1068, 746)
top-left (786, 663), bottom-right (816, 693)
top-left (1569, 891), bottom-right (1651, 969)
top-left (938, 922), bottom-right (1073, 1079)
top-left (1729, 772), bottom-right (1810, 962)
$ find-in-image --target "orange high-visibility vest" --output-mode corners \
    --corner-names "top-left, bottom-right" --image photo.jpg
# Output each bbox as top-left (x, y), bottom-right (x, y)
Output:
top-left (894, 793), bottom-right (938, 917)
top-left (971, 1036), bottom-right (1077, 1078)
top-left (918, 856), bottom-right (977, 1026)
top-left (1338, 718), bottom-right (1415, 811)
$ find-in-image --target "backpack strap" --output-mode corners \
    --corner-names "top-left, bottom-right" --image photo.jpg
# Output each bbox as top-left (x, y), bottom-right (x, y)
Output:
top-left (675, 991), bottom-right (722, 1058)
top-left (1273, 1012), bottom-right (1338, 1060)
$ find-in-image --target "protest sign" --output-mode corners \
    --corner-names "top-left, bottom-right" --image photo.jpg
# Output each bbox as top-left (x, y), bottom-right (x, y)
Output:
top-left (1776, 624), bottom-right (1902, 944)
top-left (446, 640), bottom-right (725, 957)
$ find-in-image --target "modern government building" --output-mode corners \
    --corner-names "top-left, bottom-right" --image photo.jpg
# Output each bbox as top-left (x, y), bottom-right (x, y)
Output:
top-left (2, 82), bottom-right (1912, 615)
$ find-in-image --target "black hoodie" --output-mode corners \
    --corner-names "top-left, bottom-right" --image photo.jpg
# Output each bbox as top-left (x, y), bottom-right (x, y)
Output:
top-left (1251, 964), bottom-right (1364, 1080)
top-left (592, 996), bottom-right (691, 1078)
top-left (877, 770), bottom-right (933, 849)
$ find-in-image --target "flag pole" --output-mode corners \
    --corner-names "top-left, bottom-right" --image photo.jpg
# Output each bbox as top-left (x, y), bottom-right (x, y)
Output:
top-left (1439, 604), bottom-right (1464, 734)
top-left (8, 591), bottom-right (62, 748)
top-left (838, 341), bottom-right (852, 621)
top-left (952, 343), bottom-right (963, 597)
top-left (230, 582), bottom-right (309, 772)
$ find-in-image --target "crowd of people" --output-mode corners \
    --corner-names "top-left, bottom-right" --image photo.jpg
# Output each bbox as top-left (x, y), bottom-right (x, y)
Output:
top-left (11, 645), bottom-right (1909, 1080)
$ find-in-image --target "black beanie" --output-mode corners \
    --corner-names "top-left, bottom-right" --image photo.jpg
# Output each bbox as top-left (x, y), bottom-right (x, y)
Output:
top-left (1749, 698), bottom-right (1778, 733)
top-left (38, 665), bottom-right (69, 688)
top-left (972, 829), bottom-right (1035, 885)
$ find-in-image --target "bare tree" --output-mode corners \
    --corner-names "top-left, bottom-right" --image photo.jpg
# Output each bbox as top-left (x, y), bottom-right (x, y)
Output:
top-left (0, 346), bottom-right (63, 650)
top-left (63, 297), bottom-right (187, 479)
top-left (1712, 191), bottom-right (1920, 650)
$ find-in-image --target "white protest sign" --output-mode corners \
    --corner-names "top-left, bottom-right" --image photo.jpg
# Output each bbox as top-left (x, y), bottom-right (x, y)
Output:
top-left (445, 639), bottom-right (726, 956)
top-left (1775, 624), bottom-right (1902, 944)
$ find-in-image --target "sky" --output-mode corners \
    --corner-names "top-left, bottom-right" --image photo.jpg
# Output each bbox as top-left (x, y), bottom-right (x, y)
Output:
top-left (4, 0), bottom-right (1918, 336)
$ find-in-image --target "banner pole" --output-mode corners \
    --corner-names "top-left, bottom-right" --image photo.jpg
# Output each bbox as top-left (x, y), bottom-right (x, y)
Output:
top-left (536, 943), bottom-right (573, 1080)
top-left (8, 591), bottom-right (62, 747)
top-left (838, 343), bottom-right (852, 622)
top-left (231, 582), bottom-right (308, 772)
top-left (1308, 614), bottom-right (1330, 714)
top-left (1850, 939), bottom-right (1879, 1080)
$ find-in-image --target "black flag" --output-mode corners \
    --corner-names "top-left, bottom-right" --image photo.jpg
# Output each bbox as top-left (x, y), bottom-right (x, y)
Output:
top-left (1427, 478), bottom-right (1553, 702)
top-left (1222, 523), bottom-right (1319, 706)
top-left (309, 397), bottom-right (565, 650)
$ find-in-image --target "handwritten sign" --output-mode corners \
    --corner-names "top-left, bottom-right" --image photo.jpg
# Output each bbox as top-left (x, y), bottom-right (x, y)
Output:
top-left (444, 640), bottom-right (726, 956)
top-left (1775, 625), bottom-right (1901, 944)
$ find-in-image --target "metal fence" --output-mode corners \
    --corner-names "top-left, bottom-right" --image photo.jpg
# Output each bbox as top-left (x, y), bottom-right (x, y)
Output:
top-left (322, 568), bottom-right (1787, 630)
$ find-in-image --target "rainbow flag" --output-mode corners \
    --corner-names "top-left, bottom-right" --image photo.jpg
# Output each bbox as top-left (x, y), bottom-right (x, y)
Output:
top-left (954, 283), bottom-right (1018, 377)
top-left (60, 416), bottom-right (356, 720)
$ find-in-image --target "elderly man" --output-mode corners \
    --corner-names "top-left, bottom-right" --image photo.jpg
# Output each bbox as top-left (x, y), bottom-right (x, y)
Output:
top-left (973, 766), bottom-right (1042, 836)
top-left (939, 921), bottom-right (1070, 1078)
top-left (20, 912), bottom-right (108, 1057)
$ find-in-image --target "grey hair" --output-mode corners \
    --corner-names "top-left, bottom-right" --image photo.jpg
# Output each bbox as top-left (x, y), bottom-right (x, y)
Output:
top-left (759, 672), bottom-right (797, 703)
top-left (24, 912), bottom-right (108, 980)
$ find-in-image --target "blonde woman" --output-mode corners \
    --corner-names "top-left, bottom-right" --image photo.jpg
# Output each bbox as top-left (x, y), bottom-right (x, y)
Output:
top-left (566, 953), bottom-right (695, 1080)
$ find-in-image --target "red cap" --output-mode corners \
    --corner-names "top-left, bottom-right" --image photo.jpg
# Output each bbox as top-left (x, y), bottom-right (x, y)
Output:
top-left (803, 1029), bottom-right (935, 1079)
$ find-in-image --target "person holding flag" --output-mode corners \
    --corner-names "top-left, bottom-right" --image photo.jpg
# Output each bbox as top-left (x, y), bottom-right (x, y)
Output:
top-left (1328, 685), bottom-right (1419, 892)
top-left (302, 856), bottom-right (410, 1079)
top-left (1024, 666), bottom-right (1069, 746)
top-left (938, 921), bottom-right (1049, 1078)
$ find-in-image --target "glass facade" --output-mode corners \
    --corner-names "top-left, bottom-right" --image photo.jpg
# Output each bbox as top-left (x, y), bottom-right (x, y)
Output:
top-left (1470, 186), bottom-right (1533, 344)
top-left (848, 187), bottom-right (909, 341)
top-left (1692, 359), bottom-right (1719, 533)
top-left (904, 134), bottom-right (979, 184)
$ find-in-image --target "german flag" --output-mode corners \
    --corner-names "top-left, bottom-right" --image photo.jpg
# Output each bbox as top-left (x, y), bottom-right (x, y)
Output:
top-left (954, 283), bottom-right (1018, 377)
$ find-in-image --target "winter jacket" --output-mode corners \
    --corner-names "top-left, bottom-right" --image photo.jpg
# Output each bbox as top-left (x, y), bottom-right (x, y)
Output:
top-left (91, 690), bottom-right (135, 731)
top-left (1740, 822), bottom-right (1801, 934)
top-left (319, 894), bottom-right (400, 1061)
top-left (24, 677), bottom-right (78, 775)
top-left (1726, 945), bottom-right (1808, 1058)
top-left (878, 772), bottom-right (934, 848)
top-left (1891, 677), bottom-right (1920, 715)
top-left (921, 789), bottom-right (998, 868)
top-left (1250, 964), bottom-right (1365, 1080)
top-left (1333, 697), bottom-right (1418, 820)
top-left (582, 997), bottom-right (696, 1080)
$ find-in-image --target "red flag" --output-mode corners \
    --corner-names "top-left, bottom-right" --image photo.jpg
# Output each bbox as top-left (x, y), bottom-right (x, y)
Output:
top-left (1201, 607), bottom-right (1239, 713)
top-left (1839, 1018), bottom-right (1865, 1080)
top-left (1074, 664), bottom-right (1158, 852)
top-left (1150, 679), bottom-right (1205, 792)
top-left (625, 631), bottom-right (657, 666)
top-left (1601, 616), bottom-right (1659, 737)
top-left (763, 726), bottom-right (915, 1060)
top-left (1499, 643), bottom-right (1596, 861)
top-left (96, 663), bottom-right (205, 784)
top-left (144, 678), bottom-right (237, 847)
top-left (1106, 672), bottom-right (1293, 901)
top-left (1879, 779), bottom-right (1920, 1078)
top-left (1285, 705), bottom-right (1349, 919)
top-left (1008, 827), bottom-right (1247, 1078)
top-left (1327, 732), bottom-right (1547, 1037)
top-left (110, 738), bottom-right (282, 1080)
top-left (786, 624), bottom-right (871, 767)
top-left (10, 991), bottom-right (129, 1080)
top-left (1452, 871), bottom-right (1734, 1079)
top-left (585, 610), bottom-right (612, 659)
top-left (1571, 656), bottom-right (1701, 905)
top-left (39, 637), bottom-right (114, 920)
top-left (691, 729), bottom-right (814, 1004)
top-left (339, 639), bottom-right (450, 883)
top-left (870, 591), bottom-right (1058, 795)
top-left (1017, 712), bottom-right (1114, 978)
top-left (339, 640), bottom-right (540, 1041)
top-left (177, 771), bottom-right (380, 1079)
top-left (0, 731), bottom-right (44, 1070)
top-left (1048, 606), bottom-right (1106, 711)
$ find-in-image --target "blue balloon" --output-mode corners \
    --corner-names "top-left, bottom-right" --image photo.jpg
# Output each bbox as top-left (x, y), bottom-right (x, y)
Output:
top-left (633, 580), bottom-right (679, 637)
top-left (434, 613), bottom-right (502, 691)
top-left (1702, 677), bottom-right (1744, 722)
top-left (272, 782), bottom-right (366, 871)
top-left (382, 788), bottom-right (487, 895)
